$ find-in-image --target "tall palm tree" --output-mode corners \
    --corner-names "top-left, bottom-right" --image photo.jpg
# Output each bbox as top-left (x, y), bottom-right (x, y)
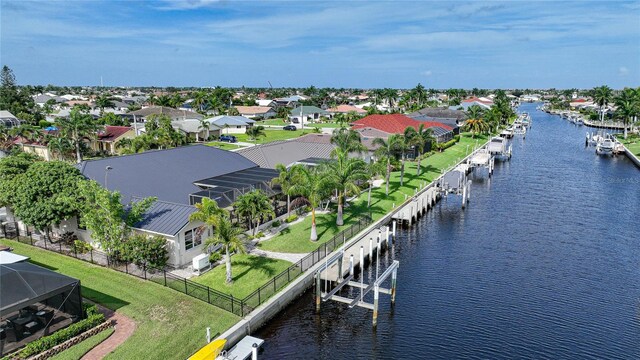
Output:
top-left (465, 104), bottom-right (485, 124)
top-left (615, 88), bottom-right (636, 139)
top-left (189, 197), bottom-right (229, 228)
top-left (289, 166), bottom-right (329, 241)
top-left (365, 158), bottom-right (385, 207)
top-left (57, 107), bottom-right (97, 163)
top-left (592, 85), bottom-right (613, 122)
top-left (46, 136), bottom-right (74, 160)
top-left (192, 90), bottom-right (209, 113)
top-left (373, 134), bottom-right (404, 196)
top-left (405, 124), bottom-right (435, 176)
top-left (205, 214), bottom-right (246, 284)
top-left (323, 149), bottom-right (367, 226)
top-left (272, 163), bottom-right (300, 217)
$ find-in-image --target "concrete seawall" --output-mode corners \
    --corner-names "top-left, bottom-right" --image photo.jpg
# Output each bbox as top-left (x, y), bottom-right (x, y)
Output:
top-left (623, 146), bottom-right (640, 168)
top-left (215, 139), bottom-right (494, 349)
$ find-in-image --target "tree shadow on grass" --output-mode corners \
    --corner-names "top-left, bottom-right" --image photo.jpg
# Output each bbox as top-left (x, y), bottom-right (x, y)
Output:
top-left (231, 256), bottom-right (283, 282)
top-left (82, 287), bottom-right (130, 311)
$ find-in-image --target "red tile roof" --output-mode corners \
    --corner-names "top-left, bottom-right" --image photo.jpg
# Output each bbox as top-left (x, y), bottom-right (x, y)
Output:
top-left (327, 105), bottom-right (367, 114)
top-left (97, 126), bottom-right (132, 142)
top-left (351, 114), bottom-right (452, 134)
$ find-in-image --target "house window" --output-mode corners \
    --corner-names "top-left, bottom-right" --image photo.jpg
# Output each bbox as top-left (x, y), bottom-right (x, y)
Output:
top-left (185, 228), bottom-right (204, 250)
top-left (236, 126), bottom-right (242, 129)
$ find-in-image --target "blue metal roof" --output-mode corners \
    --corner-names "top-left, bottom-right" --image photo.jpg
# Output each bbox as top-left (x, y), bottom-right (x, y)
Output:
top-left (133, 200), bottom-right (197, 236)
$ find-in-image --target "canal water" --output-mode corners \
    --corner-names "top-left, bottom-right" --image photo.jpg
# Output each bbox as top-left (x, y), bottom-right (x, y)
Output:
top-left (255, 103), bottom-right (640, 359)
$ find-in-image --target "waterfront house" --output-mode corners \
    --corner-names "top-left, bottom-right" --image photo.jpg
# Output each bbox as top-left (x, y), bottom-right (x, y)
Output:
top-left (351, 114), bottom-right (454, 143)
top-left (408, 107), bottom-right (465, 132)
top-left (235, 106), bottom-right (277, 120)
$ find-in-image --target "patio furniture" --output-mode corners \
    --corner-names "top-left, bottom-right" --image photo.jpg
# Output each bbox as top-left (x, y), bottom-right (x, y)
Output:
top-left (24, 321), bottom-right (39, 334)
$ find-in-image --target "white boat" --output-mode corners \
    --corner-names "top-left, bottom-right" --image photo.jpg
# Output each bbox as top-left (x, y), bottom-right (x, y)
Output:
top-left (513, 122), bottom-right (527, 135)
top-left (595, 135), bottom-right (615, 155)
top-left (575, 117), bottom-right (584, 125)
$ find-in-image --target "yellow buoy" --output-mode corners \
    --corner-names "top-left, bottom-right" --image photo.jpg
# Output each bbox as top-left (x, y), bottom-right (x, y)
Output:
top-left (188, 339), bottom-right (227, 360)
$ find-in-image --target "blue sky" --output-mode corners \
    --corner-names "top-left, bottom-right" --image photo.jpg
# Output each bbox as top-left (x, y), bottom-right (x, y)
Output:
top-left (1, 0), bottom-right (638, 89)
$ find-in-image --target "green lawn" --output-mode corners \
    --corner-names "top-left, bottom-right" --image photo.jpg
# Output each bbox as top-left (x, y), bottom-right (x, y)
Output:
top-left (233, 129), bottom-right (319, 144)
top-left (205, 142), bottom-right (248, 151)
top-left (257, 118), bottom-right (341, 128)
top-left (258, 133), bottom-right (487, 253)
top-left (192, 254), bottom-right (292, 299)
top-left (0, 240), bottom-right (239, 360)
top-left (619, 134), bottom-right (640, 156)
top-left (49, 327), bottom-right (115, 360)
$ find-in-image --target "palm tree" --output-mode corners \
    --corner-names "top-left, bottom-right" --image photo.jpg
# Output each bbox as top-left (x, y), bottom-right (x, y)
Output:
top-left (234, 190), bottom-right (275, 235)
top-left (615, 88), bottom-right (636, 139)
top-left (46, 136), bottom-right (74, 160)
top-left (464, 118), bottom-right (489, 138)
top-left (465, 105), bottom-right (485, 123)
top-left (365, 158), bottom-right (385, 207)
top-left (289, 166), bottom-right (329, 241)
top-left (330, 127), bottom-right (366, 156)
top-left (372, 134), bottom-right (404, 196)
top-left (189, 197), bottom-right (228, 228)
top-left (205, 214), bottom-right (246, 283)
top-left (396, 130), bottom-right (410, 186)
top-left (245, 125), bottom-right (266, 141)
top-left (404, 124), bottom-right (435, 176)
top-left (272, 164), bottom-right (301, 218)
top-left (323, 149), bottom-right (367, 226)
top-left (226, 107), bottom-right (240, 116)
top-left (592, 85), bottom-right (613, 122)
top-left (192, 90), bottom-right (209, 113)
top-left (95, 94), bottom-right (115, 115)
top-left (198, 119), bottom-right (211, 142)
top-left (56, 107), bottom-right (97, 163)
top-left (276, 107), bottom-right (291, 121)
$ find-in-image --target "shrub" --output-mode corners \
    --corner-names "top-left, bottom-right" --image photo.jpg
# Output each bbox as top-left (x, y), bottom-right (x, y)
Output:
top-left (38, 120), bottom-right (50, 128)
top-left (208, 252), bottom-right (222, 263)
top-left (255, 231), bottom-right (265, 238)
top-left (285, 215), bottom-right (298, 223)
top-left (13, 304), bottom-right (106, 359)
top-left (73, 240), bottom-right (92, 254)
top-left (271, 220), bottom-right (281, 228)
top-left (453, 134), bottom-right (460, 141)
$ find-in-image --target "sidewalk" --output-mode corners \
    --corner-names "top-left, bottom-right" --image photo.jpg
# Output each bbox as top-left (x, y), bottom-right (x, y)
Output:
top-left (81, 306), bottom-right (136, 360)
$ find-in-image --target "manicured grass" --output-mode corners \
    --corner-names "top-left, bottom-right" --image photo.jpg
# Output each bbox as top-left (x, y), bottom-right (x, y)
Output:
top-left (49, 327), bottom-right (115, 360)
top-left (233, 129), bottom-right (319, 144)
top-left (258, 133), bottom-right (488, 253)
top-left (192, 254), bottom-right (292, 299)
top-left (258, 118), bottom-right (341, 128)
top-left (205, 141), bottom-right (248, 151)
top-left (618, 134), bottom-right (640, 156)
top-left (0, 240), bottom-right (239, 360)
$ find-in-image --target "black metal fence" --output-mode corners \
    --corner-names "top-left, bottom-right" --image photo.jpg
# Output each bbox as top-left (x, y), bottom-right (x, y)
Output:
top-left (1, 213), bottom-right (372, 317)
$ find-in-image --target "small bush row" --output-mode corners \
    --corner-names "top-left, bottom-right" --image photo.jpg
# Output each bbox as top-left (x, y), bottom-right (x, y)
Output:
top-left (6, 304), bottom-right (106, 360)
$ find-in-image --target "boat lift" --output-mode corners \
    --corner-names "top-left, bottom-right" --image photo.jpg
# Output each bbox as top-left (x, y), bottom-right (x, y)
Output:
top-left (315, 235), bottom-right (399, 327)
top-left (440, 166), bottom-right (473, 208)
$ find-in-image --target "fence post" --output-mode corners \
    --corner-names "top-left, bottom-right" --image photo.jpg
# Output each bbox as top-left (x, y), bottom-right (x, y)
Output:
top-left (30, 234), bottom-right (33, 246)
top-left (59, 241), bottom-right (62, 253)
top-left (287, 267), bottom-right (290, 282)
top-left (74, 245), bottom-right (77, 258)
top-left (207, 286), bottom-right (211, 304)
top-left (164, 269), bottom-right (167, 286)
top-left (241, 300), bottom-right (244, 317)
top-left (231, 294), bottom-right (234, 314)
top-left (258, 288), bottom-right (261, 305)
top-left (125, 262), bottom-right (129, 274)
top-left (90, 249), bottom-right (93, 263)
top-left (274, 278), bottom-right (276, 293)
top-left (184, 278), bottom-right (188, 294)
top-left (143, 264), bottom-right (147, 280)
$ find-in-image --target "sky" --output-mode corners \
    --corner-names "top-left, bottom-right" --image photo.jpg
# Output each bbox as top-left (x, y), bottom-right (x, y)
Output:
top-left (1, 0), bottom-right (639, 89)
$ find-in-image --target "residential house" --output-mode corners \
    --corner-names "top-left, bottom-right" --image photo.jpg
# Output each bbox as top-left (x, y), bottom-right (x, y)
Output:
top-left (451, 97), bottom-right (493, 111)
top-left (92, 126), bottom-right (136, 155)
top-left (288, 106), bottom-right (329, 128)
top-left (46, 145), bottom-right (279, 267)
top-left (255, 100), bottom-right (276, 108)
top-left (128, 106), bottom-right (203, 122)
top-left (408, 107), bottom-right (465, 132)
top-left (326, 105), bottom-right (367, 117)
top-left (206, 115), bottom-right (255, 134)
top-left (171, 119), bottom-right (221, 142)
top-left (351, 114), bottom-right (454, 143)
top-left (0, 110), bottom-right (21, 128)
top-left (235, 106), bottom-right (277, 120)
top-left (237, 133), bottom-right (335, 168)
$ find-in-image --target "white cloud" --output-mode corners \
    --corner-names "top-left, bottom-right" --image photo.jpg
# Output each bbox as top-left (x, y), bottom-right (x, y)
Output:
top-left (619, 66), bottom-right (629, 76)
top-left (421, 70), bottom-right (432, 76)
top-left (156, 0), bottom-right (222, 10)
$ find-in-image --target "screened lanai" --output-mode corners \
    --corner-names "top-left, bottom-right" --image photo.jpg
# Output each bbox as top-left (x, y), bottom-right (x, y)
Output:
top-left (0, 262), bottom-right (83, 356)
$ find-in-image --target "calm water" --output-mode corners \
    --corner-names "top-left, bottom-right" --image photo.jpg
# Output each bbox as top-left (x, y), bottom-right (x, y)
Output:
top-left (255, 103), bottom-right (640, 359)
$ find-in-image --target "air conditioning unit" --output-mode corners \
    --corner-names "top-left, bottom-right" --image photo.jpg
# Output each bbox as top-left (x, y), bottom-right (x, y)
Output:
top-left (192, 253), bottom-right (210, 275)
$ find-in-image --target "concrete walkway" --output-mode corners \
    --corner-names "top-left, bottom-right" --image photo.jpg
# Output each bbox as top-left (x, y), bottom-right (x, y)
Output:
top-left (249, 248), bottom-right (306, 263)
top-left (82, 306), bottom-right (136, 360)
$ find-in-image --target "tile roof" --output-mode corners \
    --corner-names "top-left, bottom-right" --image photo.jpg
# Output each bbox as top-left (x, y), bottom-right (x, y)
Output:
top-left (326, 105), bottom-right (367, 114)
top-left (235, 106), bottom-right (274, 114)
top-left (351, 114), bottom-right (452, 134)
top-left (97, 126), bottom-right (133, 142)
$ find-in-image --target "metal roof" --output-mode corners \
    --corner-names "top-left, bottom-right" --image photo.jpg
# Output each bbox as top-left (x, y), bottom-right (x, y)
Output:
top-left (205, 115), bottom-right (255, 126)
top-left (78, 145), bottom-right (258, 205)
top-left (133, 199), bottom-right (197, 236)
top-left (237, 140), bottom-right (335, 169)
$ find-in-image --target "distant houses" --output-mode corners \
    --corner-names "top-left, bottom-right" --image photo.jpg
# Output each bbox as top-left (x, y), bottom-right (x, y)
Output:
top-left (326, 105), bottom-right (367, 117)
top-left (235, 106), bottom-right (277, 120)
top-left (288, 106), bottom-right (329, 128)
top-left (205, 115), bottom-right (255, 134)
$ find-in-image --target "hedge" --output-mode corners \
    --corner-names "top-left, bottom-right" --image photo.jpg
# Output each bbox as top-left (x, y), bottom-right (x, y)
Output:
top-left (3, 304), bottom-right (106, 360)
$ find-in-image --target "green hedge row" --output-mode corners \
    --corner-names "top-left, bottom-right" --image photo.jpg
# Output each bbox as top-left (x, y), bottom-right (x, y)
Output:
top-left (3, 304), bottom-right (106, 360)
top-left (436, 137), bottom-right (458, 151)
